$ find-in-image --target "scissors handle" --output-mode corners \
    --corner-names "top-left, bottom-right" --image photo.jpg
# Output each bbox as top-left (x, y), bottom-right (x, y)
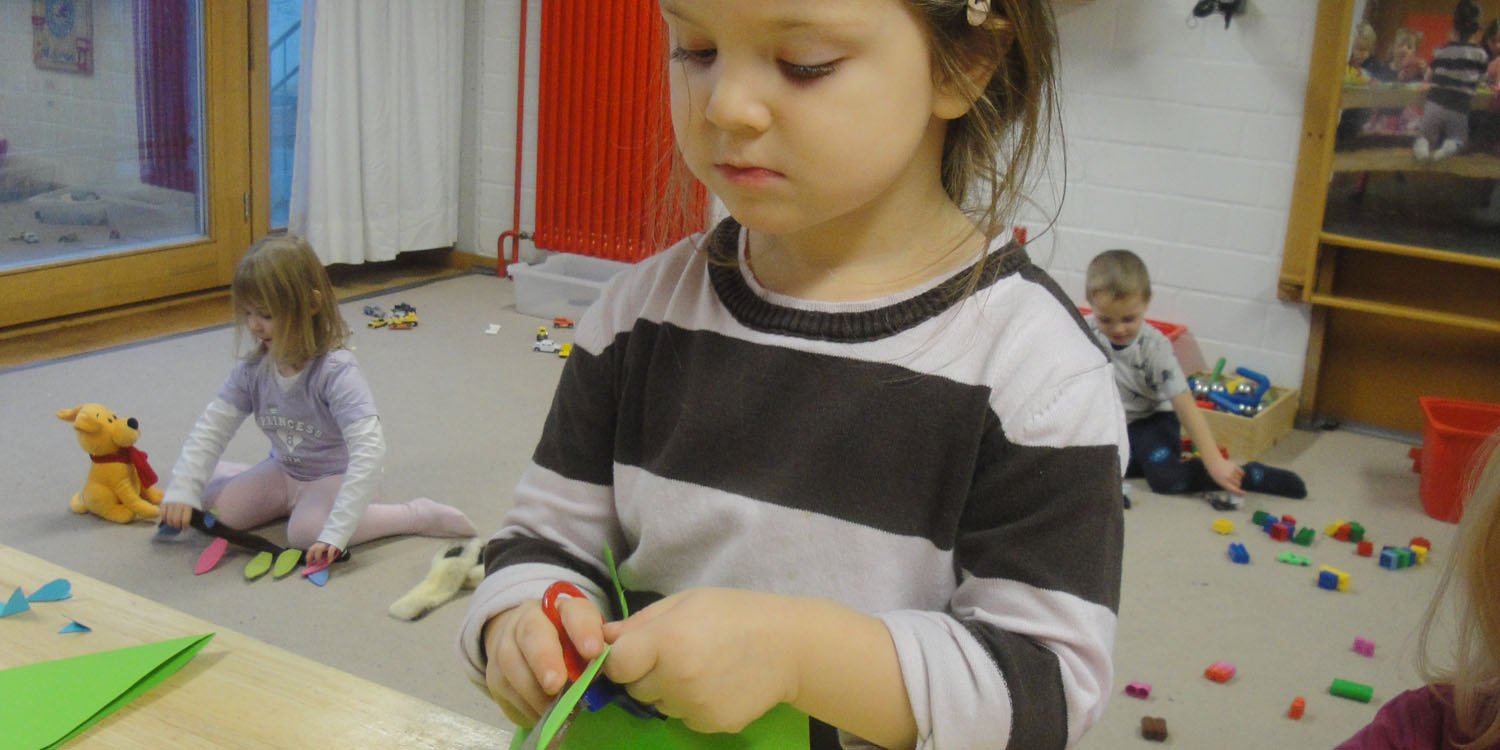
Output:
top-left (541, 580), bottom-right (589, 681)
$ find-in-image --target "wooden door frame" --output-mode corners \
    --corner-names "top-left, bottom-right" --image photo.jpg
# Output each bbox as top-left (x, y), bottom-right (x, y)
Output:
top-left (0, 1), bottom-right (258, 331)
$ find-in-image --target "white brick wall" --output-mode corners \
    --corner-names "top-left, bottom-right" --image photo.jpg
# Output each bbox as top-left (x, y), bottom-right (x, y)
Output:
top-left (1042, 0), bottom-right (1316, 387)
top-left (462, 0), bottom-right (544, 264)
top-left (460, 0), bottom-right (1317, 387)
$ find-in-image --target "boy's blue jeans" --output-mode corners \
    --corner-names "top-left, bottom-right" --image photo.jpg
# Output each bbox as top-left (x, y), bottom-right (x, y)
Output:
top-left (1125, 411), bottom-right (1216, 495)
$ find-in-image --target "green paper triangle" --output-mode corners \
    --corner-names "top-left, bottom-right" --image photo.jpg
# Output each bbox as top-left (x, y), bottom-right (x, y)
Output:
top-left (245, 551), bottom-right (273, 579)
top-left (272, 549), bottom-right (302, 578)
top-left (0, 632), bottom-right (214, 749)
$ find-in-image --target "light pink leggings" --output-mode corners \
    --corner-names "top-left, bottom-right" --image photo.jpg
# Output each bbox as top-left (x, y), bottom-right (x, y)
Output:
top-left (204, 458), bottom-right (430, 549)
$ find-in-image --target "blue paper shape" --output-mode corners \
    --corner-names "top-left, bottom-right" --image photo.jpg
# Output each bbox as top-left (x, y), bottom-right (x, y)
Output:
top-left (28, 578), bottom-right (71, 603)
top-left (154, 522), bottom-right (182, 539)
top-left (1, 587), bottom-right (30, 617)
top-left (202, 512), bottom-right (217, 528)
top-left (59, 620), bottom-right (91, 634)
top-left (306, 569), bottom-right (329, 587)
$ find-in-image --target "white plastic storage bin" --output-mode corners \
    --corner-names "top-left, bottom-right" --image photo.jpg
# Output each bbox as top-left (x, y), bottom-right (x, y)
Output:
top-left (508, 252), bottom-right (633, 321)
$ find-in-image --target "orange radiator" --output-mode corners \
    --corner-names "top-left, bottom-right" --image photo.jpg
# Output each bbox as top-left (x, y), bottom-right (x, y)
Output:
top-left (499, 0), bottom-right (706, 274)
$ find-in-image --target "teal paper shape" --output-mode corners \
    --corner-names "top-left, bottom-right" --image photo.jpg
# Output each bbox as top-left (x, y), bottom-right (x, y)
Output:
top-left (58, 620), bottom-right (91, 634)
top-left (28, 578), bottom-right (72, 603)
top-left (1, 587), bottom-right (29, 617)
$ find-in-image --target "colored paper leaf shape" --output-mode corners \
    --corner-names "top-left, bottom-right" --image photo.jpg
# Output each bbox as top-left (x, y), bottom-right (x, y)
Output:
top-left (194, 538), bottom-right (229, 575)
top-left (1, 587), bottom-right (29, 617)
top-left (244, 551), bottom-right (273, 580)
top-left (306, 568), bottom-right (329, 587)
top-left (0, 633), bottom-right (214, 749)
top-left (28, 578), bottom-right (71, 603)
top-left (271, 549), bottom-right (302, 579)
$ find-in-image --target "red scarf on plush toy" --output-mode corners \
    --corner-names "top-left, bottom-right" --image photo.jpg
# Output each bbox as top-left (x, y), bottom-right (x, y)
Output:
top-left (90, 447), bottom-right (159, 489)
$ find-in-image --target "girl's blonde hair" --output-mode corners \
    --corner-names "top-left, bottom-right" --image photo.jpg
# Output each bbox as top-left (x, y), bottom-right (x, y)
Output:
top-left (909, 0), bottom-right (1059, 240)
top-left (230, 233), bottom-right (350, 367)
top-left (1418, 428), bottom-right (1500, 747)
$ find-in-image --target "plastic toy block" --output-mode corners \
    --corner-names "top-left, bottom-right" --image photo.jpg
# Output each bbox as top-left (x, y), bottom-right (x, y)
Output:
top-left (1357, 540), bottom-right (1374, 557)
top-left (1411, 544), bottom-right (1428, 565)
top-left (1349, 523), bottom-right (1365, 543)
top-left (1269, 522), bottom-right (1290, 541)
top-left (1330, 678), bottom-right (1374, 703)
top-left (1281, 514), bottom-right (1297, 526)
top-left (1352, 637), bottom-right (1375, 657)
top-left (1211, 519), bottom-right (1234, 535)
top-left (1379, 548), bottom-right (1398, 569)
top-left (1253, 510), bottom-right (1274, 526)
top-left (1411, 536), bottom-right (1431, 551)
top-left (1141, 716), bottom-right (1168, 742)
top-left (1277, 551), bottom-right (1310, 566)
top-left (1318, 565), bottom-right (1350, 591)
top-left (1325, 519), bottom-right (1346, 536)
top-left (1293, 527), bottom-right (1316, 546)
top-left (1204, 661), bottom-right (1236, 683)
top-left (1228, 543), bottom-right (1250, 564)
top-left (1288, 697), bottom-right (1306, 719)
top-left (1332, 523), bottom-right (1352, 541)
top-left (1124, 680), bottom-right (1152, 699)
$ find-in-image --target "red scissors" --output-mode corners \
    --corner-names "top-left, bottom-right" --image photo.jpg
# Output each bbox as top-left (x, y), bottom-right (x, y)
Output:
top-left (518, 582), bottom-right (663, 750)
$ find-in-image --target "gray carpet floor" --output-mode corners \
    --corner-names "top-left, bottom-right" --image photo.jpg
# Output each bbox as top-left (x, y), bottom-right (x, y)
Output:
top-left (2, 270), bottom-right (1464, 748)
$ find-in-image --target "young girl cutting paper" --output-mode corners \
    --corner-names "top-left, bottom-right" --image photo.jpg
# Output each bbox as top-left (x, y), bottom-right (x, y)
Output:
top-left (459, 1), bottom-right (1126, 748)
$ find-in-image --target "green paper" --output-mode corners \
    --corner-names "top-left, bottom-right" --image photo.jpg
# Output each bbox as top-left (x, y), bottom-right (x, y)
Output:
top-left (511, 701), bottom-right (809, 750)
top-left (602, 543), bottom-right (628, 618)
top-left (533, 644), bottom-right (613, 749)
top-left (245, 551), bottom-right (273, 579)
top-left (0, 632), bottom-right (214, 749)
top-left (272, 549), bottom-right (302, 578)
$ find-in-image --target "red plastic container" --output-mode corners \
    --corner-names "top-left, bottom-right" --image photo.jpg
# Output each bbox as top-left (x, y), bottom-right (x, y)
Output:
top-left (1410, 397), bottom-right (1500, 522)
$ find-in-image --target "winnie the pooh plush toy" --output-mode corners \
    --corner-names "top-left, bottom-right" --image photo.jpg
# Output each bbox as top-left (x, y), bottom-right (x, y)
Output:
top-left (57, 403), bottom-right (163, 523)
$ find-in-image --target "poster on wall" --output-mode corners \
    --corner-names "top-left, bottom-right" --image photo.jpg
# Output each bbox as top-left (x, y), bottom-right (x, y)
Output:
top-left (33, 0), bottom-right (94, 74)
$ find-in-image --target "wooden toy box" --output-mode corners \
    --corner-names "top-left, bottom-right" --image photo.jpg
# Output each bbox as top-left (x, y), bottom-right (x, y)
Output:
top-left (1191, 375), bottom-right (1299, 460)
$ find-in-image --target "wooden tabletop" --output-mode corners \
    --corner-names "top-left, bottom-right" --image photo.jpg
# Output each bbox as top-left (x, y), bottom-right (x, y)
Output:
top-left (0, 544), bottom-right (512, 749)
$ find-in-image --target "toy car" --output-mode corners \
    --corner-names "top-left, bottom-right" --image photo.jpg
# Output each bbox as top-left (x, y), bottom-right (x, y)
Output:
top-left (393, 302), bottom-right (416, 315)
top-left (552, 317), bottom-right (575, 329)
top-left (388, 312), bottom-right (418, 330)
top-left (557, 342), bottom-right (572, 358)
top-left (367, 317), bottom-right (388, 329)
top-left (533, 339), bottom-right (563, 354)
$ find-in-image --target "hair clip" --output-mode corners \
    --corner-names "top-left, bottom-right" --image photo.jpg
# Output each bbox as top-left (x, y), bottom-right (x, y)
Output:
top-left (967, 0), bottom-right (989, 27)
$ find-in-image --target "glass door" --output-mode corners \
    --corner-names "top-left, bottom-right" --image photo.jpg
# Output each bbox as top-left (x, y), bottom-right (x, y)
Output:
top-left (0, 0), bottom-right (252, 329)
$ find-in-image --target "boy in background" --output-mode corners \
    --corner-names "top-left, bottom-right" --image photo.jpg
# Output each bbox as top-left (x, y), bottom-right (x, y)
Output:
top-left (1085, 250), bottom-right (1306, 508)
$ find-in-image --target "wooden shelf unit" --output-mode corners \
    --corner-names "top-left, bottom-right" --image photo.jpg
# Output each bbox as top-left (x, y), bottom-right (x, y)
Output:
top-left (1279, 0), bottom-right (1500, 434)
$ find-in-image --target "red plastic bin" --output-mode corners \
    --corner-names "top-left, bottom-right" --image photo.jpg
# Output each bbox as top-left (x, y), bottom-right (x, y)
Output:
top-left (1409, 396), bottom-right (1500, 522)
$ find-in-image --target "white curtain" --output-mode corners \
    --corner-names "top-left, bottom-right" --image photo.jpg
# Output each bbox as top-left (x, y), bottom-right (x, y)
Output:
top-left (290, 0), bottom-right (463, 264)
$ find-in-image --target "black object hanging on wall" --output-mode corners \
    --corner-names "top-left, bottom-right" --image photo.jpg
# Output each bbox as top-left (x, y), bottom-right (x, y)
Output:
top-left (1193, 0), bottom-right (1246, 28)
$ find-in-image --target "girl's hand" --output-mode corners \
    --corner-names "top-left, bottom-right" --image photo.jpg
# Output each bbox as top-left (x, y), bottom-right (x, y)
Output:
top-left (305, 542), bottom-right (343, 566)
top-left (161, 502), bottom-right (194, 529)
top-left (482, 594), bottom-right (607, 726)
top-left (1206, 455), bottom-right (1245, 495)
top-left (602, 588), bottom-right (801, 734)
